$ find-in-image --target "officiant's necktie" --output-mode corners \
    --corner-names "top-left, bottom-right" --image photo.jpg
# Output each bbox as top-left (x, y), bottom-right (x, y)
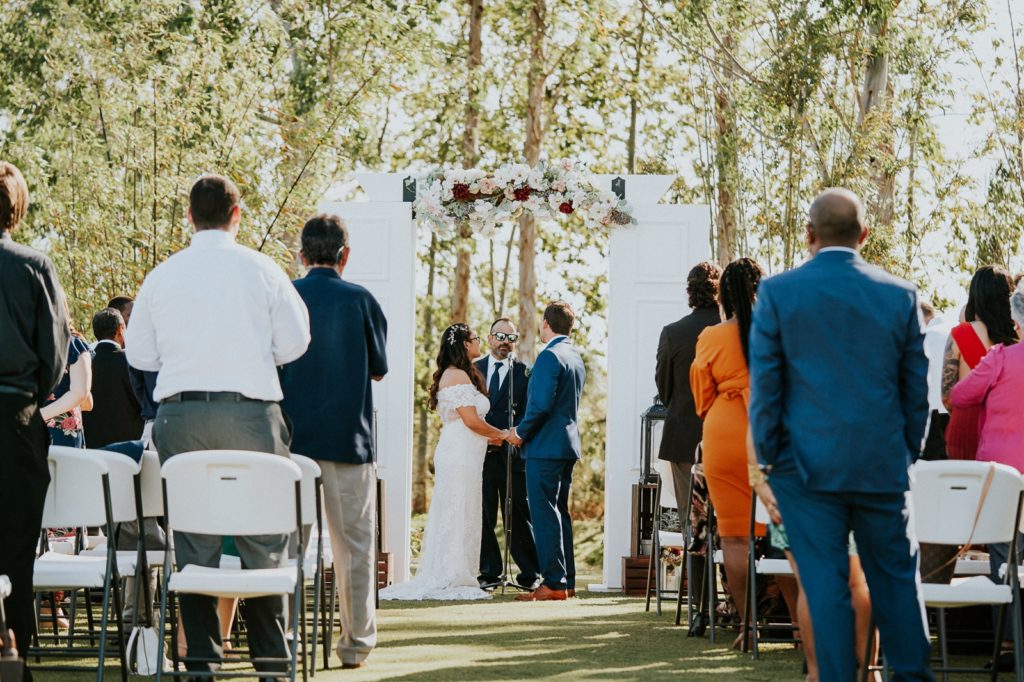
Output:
top-left (489, 362), bottom-right (503, 399)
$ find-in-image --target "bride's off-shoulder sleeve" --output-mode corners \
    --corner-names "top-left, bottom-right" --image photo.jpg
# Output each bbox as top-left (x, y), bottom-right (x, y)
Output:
top-left (439, 383), bottom-right (481, 410)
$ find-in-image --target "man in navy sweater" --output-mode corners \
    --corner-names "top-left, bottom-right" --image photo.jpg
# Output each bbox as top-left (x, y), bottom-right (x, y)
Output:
top-left (280, 214), bottom-right (387, 670)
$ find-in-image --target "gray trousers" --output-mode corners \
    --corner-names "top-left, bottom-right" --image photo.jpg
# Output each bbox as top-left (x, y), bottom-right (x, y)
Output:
top-left (153, 399), bottom-right (292, 675)
top-left (319, 461), bottom-right (377, 665)
top-left (669, 460), bottom-right (706, 613)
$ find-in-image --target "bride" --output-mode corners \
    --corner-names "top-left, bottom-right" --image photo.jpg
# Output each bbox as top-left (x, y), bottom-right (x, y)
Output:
top-left (380, 323), bottom-right (510, 600)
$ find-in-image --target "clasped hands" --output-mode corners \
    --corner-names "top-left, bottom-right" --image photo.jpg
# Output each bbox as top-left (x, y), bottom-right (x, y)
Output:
top-left (488, 428), bottom-right (524, 448)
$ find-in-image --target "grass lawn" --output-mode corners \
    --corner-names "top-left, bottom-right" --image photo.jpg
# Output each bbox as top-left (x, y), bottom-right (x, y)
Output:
top-left (33, 574), bottom-right (813, 682)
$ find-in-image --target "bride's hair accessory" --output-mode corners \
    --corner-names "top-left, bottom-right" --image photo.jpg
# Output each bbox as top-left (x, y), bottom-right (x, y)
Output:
top-left (447, 323), bottom-right (470, 346)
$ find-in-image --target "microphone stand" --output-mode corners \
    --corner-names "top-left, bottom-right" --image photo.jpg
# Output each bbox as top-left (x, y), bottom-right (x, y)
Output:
top-left (500, 352), bottom-right (531, 594)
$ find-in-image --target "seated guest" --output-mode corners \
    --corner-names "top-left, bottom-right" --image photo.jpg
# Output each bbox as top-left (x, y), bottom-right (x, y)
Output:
top-left (41, 310), bottom-right (93, 447)
top-left (951, 286), bottom-right (1024, 670)
top-left (83, 308), bottom-right (143, 448)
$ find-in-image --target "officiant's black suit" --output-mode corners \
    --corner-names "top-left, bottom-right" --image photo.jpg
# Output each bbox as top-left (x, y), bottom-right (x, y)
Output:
top-left (475, 355), bottom-right (540, 587)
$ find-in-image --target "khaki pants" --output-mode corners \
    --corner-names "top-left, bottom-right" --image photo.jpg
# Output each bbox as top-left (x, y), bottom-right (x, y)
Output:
top-left (319, 461), bottom-right (377, 665)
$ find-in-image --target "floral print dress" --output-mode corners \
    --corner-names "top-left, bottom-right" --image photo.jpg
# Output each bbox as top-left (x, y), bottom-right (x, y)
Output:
top-left (44, 335), bottom-right (90, 448)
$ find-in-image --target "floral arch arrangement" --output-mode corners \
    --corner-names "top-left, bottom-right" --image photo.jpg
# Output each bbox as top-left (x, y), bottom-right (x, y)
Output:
top-left (413, 160), bottom-right (637, 238)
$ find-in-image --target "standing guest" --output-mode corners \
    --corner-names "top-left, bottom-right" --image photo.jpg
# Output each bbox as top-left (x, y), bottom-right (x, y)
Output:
top-left (475, 318), bottom-right (540, 592)
top-left (126, 174), bottom-right (310, 680)
top-left (508, 302), bottom-right (587, 602)
top-left (920, 301), bottom-right (954, 460)
top-left (41, 309), bottom-right (93, 447)
top-left (749, 188), bottom-right (933, 682)
top-left (940, 265), bottom-right (1017, 460)
top-left (950, 286), bottom-right (1024, 671)
top-left (690, 257), bottom-right (765, 648)
top-left (279, 214), bottom-right (387, 670)
top-left (83, 308), bottom-right (143, 448)
top-left (655, 261), bottom-right (721, 633)
top-left (0, 161), bottom-right (70, 681)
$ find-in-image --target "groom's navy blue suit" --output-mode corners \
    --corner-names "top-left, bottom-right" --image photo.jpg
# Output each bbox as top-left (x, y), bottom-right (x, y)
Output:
top-left (749, 249), bottom-right (933, 682)
top-left (517, 335), bottom-right (586, 591)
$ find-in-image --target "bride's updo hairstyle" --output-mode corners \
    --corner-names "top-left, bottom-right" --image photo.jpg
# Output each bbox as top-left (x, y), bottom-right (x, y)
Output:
top-left (427, 323), bottom-right (488, 410)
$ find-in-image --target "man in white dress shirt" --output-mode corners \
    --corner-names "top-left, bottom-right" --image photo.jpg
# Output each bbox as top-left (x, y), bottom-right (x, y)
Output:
top-left (126, 174), bottom-right (310, 680)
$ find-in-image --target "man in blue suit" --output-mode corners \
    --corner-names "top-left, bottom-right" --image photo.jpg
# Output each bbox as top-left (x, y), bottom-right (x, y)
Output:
top-left (508, 302), bottom-right (587, 601)
top-left (748, 188), bottom-right (933, 681)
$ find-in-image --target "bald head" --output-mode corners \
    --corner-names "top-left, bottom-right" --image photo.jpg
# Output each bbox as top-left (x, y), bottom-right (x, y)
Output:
top-left (807, 188), bottom-right (867, 250)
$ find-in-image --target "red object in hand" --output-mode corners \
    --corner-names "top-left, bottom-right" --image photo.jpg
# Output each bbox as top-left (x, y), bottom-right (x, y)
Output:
top-left (513, 186), bottom-right (531, 201)
top-left (558, 202), bottom-right (574, 214)
top-left (452, 183), bottom-right (471, 200)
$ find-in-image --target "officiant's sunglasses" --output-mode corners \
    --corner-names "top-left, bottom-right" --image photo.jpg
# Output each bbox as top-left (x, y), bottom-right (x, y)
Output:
top-left (490, 332), bottom-right (519, 343)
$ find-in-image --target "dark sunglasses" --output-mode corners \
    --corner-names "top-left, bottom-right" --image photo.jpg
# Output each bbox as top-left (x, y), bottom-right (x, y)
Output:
top-left (490, 332), bottom-right (519, 343)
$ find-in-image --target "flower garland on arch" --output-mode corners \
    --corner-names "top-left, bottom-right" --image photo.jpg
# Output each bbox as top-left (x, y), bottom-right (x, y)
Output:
top-left (413, 160), bottom-right (637, 238)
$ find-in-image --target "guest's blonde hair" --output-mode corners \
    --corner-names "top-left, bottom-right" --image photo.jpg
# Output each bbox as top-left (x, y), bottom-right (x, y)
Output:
top-left (0, 162), bottom-right (29, 232)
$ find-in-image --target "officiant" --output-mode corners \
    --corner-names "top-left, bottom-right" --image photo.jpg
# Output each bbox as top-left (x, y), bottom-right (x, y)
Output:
top-left (476, 318), bottom-right (541, 590)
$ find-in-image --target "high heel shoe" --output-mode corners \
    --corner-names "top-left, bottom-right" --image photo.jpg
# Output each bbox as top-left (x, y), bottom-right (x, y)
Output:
top-left (688, 612), bottom-right (710, 638)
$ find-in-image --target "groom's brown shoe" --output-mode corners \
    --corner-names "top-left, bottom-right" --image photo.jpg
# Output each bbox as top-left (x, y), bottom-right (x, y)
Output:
top-left (567, 589), bottom-right (576, 598)
top-left (515, 585), bottom-right (567, 601)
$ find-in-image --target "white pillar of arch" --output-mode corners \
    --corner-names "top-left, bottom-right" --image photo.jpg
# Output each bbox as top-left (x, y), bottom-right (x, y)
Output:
top-left (596, 178), bottom-right (711, 591)
top-left (319, 173), bottom-right (416, 582)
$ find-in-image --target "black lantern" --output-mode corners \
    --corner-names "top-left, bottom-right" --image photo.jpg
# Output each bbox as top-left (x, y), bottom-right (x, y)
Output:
top-left (640, 394), bottom-right (668, 484)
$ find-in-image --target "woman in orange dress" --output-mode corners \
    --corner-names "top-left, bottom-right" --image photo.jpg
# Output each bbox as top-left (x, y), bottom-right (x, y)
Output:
top-left (690, 257), bottom-right (765, 646)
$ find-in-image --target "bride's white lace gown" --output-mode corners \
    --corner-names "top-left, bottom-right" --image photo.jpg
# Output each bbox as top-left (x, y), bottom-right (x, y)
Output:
top-left (380, 383), bottom-right (491, 600)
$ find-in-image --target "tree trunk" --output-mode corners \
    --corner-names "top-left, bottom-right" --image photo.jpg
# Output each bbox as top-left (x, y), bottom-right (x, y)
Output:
top-left (626, 5), bottom-right (646, 174)
top-left (412, 233), bottom-right (439, 514)
top-left (451, 0), bottom-right (484, 323)
top-left (713, 34), bottom-right (738, 265)
top-left (517, 0), bottom-right (546, 362)
top-left (859, 15), bottom-right (895, 231)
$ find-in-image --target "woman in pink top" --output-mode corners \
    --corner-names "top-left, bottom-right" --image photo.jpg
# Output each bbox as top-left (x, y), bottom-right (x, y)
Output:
top-left (950, 288), bottom-right (1024, 471)
top-left (950, 286), bottom-right (1023, 669)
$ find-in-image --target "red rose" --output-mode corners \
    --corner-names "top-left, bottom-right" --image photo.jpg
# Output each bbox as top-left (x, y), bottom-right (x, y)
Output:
top-left (60, 416), bottom-right (78, 431)
top-left (558, 202), bottom-right (574, 214)
top-left (513, 186), bottom-right (531, 201)
top-left (452, 183), bottom-right (471, 200)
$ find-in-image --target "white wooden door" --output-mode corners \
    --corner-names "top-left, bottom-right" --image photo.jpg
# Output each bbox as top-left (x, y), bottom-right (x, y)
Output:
top-left (317, 199), bottom-right (416, 582)
top-left (602, 204), bottom-right (711, 589)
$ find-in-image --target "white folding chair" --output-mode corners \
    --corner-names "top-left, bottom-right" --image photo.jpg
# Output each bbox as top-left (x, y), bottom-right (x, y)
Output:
top-left (288, 454), bottom-right (328, 675)
top-left (645, 459), bottom-right (685, 615)
top-left (155, 451), bottom-right (305, 681)
top-left (741, 496), bottom-right (794, 659)
top-left (32, 446), bottom-right (142, 681)
top-left (911, 460), bottom-right (1024, 682)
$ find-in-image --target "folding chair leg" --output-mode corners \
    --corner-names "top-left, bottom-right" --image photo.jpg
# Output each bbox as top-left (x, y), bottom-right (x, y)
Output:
top-left (938, 607), bottom-right (948, 682)
top-left (85, 588), bottom-right (97, 647)
top-left (324, 574), bottom-right (337, 671)
top-left (676, 548), bottom-right (688, 626)
top-left (1013, 591), bottom-right (1023, 682)
top-left (300, 581), bottom-right (309, 682)
top-left (111, 574), bottom-right (128, 682)
top-left (991, 605), bottom-right (1007, 682)
top-left (155, 565), bottom-right (171, 682)
top-left (310, 566), bottom-right (321, 676)
top-left (97, 576), bottom-right (113, 681)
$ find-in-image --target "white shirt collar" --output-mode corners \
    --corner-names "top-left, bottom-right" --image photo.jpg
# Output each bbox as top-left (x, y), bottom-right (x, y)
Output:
top-left (545, 334), bottom-right (568, 349)
top-left (96, 339), bottom-right (122, 349)
top-left (817, 246), bottom-right (857, 255)
top-left (190, 229), bottom-right (237, 247)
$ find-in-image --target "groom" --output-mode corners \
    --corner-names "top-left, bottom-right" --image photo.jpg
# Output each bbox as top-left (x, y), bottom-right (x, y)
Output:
top-left (508, 301), bottom-right (587, 601)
